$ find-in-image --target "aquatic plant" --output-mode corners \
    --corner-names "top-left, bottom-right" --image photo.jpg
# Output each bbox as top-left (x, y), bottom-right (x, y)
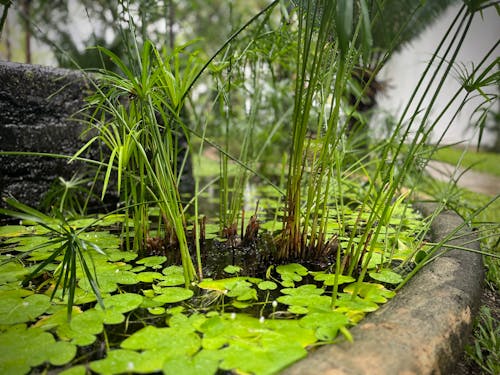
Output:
top-left (0, 208), bottom-right (416, 374)
top-left (0, 1), bottom-right (499, 373)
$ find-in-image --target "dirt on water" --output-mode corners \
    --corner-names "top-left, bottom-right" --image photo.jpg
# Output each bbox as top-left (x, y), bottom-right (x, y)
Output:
top-left (426, 160), bottom-right (500, 197)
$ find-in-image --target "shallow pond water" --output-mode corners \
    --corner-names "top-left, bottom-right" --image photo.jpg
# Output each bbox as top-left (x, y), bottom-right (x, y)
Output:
top-left (0, 177), bottom-right (424, 374)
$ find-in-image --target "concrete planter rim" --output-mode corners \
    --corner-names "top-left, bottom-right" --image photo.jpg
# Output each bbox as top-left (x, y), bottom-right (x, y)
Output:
top-left (282, 202), bottom-right (484, 375)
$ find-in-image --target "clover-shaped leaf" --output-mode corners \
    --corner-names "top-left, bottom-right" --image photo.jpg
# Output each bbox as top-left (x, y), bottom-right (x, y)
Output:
top-left (137, 256), bottom-right (167, 269)
top-left (257, 281), bottom-right (278, 290)
top-left (301, 311), bottom-right (350, 341)
top-left (276, 263), bottom-right (308, 287)
top-left (311, 272), bottom-right (355, 286)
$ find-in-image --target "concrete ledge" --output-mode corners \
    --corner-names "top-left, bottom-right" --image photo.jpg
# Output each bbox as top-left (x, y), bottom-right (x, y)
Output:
top-left (282, 203), bottom-right (484, 375)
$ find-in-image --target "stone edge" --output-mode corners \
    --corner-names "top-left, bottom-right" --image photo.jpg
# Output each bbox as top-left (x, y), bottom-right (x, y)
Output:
top-left (282, 202), bottom-right (484, 375)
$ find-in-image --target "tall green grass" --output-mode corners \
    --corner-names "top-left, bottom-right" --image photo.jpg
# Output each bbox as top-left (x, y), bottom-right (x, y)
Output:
top-left (75, 40), bottom-right (201, 285)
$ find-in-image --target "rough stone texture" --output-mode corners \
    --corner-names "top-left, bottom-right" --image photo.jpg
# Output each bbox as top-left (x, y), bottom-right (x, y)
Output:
top-left (282, 203), bottom-right (484, 375)
top-left (0, 61), bottom-right (193, 211)
top-left (0, 61), bottom-right (94, 209)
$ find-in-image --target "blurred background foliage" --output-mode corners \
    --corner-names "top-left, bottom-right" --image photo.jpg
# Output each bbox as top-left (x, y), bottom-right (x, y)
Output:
top-left (0, 0), bottom-right (497, 158)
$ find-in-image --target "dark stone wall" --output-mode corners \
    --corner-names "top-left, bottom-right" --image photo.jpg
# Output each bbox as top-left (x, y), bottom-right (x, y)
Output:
top-left (0, 61), bottom-right (194, 212)
top-left (0, 61), bottom-right (94, 209)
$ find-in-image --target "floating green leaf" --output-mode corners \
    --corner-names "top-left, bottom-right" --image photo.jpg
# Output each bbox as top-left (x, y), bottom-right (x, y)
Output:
top-left (59, 365), bottom-right (87, 375)
top-left (0, 325), bottom-right (76, 375)
top-left (78, 268), bottom-right (138, 293)
top-left (168, 313), bottom-right (207, 333)
top-left (121, 325), bottom-right (200, 355)
top-left (159, 265), bottom-right (186, 286)
top-left (223, 265), bottom-right (241, 274)
top-left (163, 351), bottom-right (220, 375)
top-left (153, 287), bottom-right (194, 304)
top-left (135, 271), bottom-right (164, 283)
top-left (90, 349), bottom-right (164, 374)
top-left (0, 262), bottom-right (30, 284)
top-left (281, 284), bottom-right (324, 296)
top-left (101, 293), bottom-right (143, 312)
top-left (147, 306), bottom-right (165, 315)
top-left (80, 231), bottom-right (120, 248)
top-left (218, 334), bottom-right (307, 375)
top-left (105, 249), bottom-right (138, 262)
top-left (0, 225), bottom-right (33, 237)
top-left (301, 312), bottom-right (350, 341)
top-left (226, 280), bottom-right (257, 301)
top-left (258, 281), bottom-right (278, 290)
top-left (137, 255), bottom-right (167, 268)
top-left (70, 309), bottom-right (104, 335)
top-left (334, 293), bottom-right (379, 313)
top-left (95, 293), bottom-right (143, 324)
top-left (344, 282), bottom-right (395, 303)
top-left (0, 294), bottom-right (51, 325)
top-left (197, 276), bottom-right (261, 293)
top-left (369, 269), bottom-right (403, 284)
top-left (276, 263), bottom-right (308, 287)
top-left (311, 272), bottom-right (355, 286)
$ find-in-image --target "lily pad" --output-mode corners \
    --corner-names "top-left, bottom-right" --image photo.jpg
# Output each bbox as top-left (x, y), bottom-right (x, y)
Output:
top-left (70, 309), bottom-right (104, 335)
top-left (223, 265), bottom-right (241, 274)
top-left (89, 349), bottom-right (164, 374)
top-left (163, 351), bottom-right (220, 375)
top-left (369, 269), bottom-right (403, 284)
top-left (344, 282), bottom-right (395, 303)
top-left (281, 284), bottom-right (324, 296)
top-left (334, 293), bottom-right (379, 313)
top-left (197, 276), bottom-right (261, 293)
top-left (0, 294), bottom-right (51, 325)
top-left (0, 326), bottom-right (76, 375)
top-left (226, 280), bottom-right (257, 301)
top-left (147, 306), bottom-right (166, 315)
top-left (59, 365), bottom-right (87, 375)
top-left (153, 287), bottom-right (194, 304)
top-left (121, 325), bottom-right (200, 355)
top-left (135, 271), bottom-right (164, 283)
top-left (159, 266), bottom-right (185, 286)
top-left (276, 263), bottom-right (308, 287)
top-left (95, 293), bottom-right (143, 324)
top-left (78, 268), bottom-right (138, 293)
top-left (300, 311), bottom-right (350, 341)
top-left (257, 281), bottom-right (278, 290)
top-left (105, 249), bottom-right (138, 262)
top-left (311, 272), bottom-right (356, 286)
top-left (218, 334), bottom-right (307, 375)
top-left (0, 225), bottom-right (33, 238)
top-left (136, 255), bottom-right (167, 268)
top-left (0, 262), bottom-right (30, 284)
top-left (277, 294), bottom-right (331, 312)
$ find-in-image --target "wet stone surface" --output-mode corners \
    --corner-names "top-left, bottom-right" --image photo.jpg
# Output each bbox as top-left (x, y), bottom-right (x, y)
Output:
top-left (0, 61), bottom-right (94, 209)
top-left (0, 61), bottom-right (194, 211)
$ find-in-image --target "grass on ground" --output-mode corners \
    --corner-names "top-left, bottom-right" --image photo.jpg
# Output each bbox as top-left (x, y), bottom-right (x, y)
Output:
top-left (429, 145), bottom-right (499, 374)
top-left (433, 145), bottom-right (500, 177)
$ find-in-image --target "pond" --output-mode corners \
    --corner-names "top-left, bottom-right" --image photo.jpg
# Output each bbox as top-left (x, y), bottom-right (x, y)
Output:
top-left (0, 174), bottom-right (425, 375)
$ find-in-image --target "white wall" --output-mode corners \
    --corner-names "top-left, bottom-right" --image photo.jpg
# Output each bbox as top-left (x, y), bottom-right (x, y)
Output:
top-left (376, 4), bottom-right (499, 147)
